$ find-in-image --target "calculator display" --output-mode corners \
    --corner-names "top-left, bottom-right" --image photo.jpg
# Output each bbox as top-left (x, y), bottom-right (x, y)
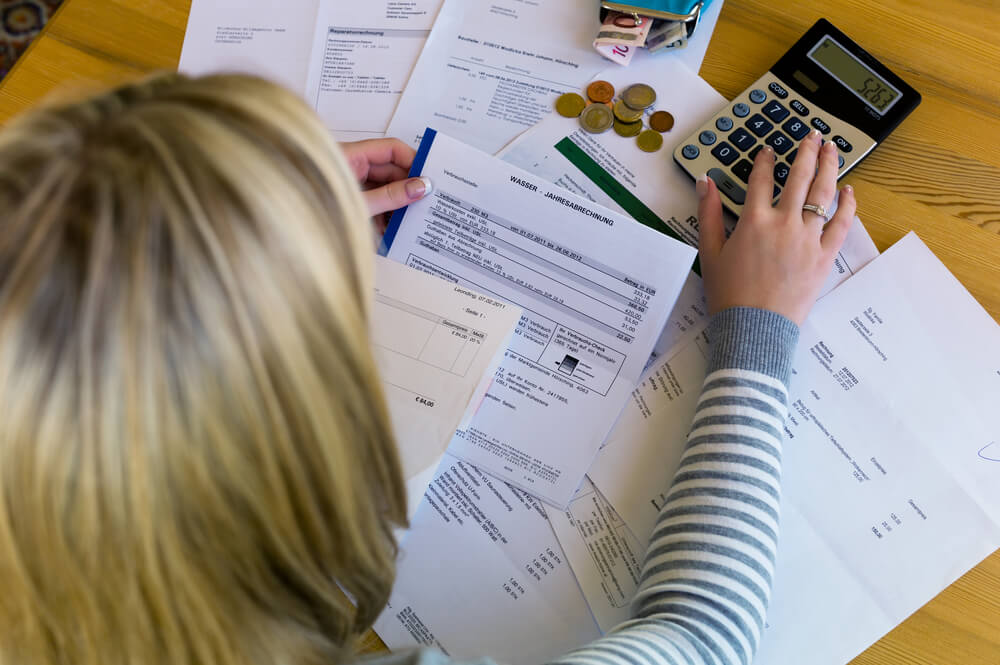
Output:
top-left (808, 36), bottom-right (901, 114)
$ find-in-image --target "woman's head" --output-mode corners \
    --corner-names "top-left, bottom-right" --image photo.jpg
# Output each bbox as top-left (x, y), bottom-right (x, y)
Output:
top-left (0, 73), bottom-right (406, 664)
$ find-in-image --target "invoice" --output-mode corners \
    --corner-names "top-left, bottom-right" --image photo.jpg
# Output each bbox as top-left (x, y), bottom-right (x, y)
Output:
top-left (382, 129), bottom-right (696, 507)
top-left (373, 256), bottom-right (520, 517)
top-left (589, 233), bottom-right (1000, 665)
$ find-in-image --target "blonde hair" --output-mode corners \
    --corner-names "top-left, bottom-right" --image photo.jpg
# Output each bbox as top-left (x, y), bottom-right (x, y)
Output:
top-left (0, 73), bottom-right (407, 664)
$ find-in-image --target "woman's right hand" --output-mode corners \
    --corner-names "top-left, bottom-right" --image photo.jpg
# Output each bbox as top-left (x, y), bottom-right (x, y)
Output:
top-left (696, 128), bottom-right (857, 326)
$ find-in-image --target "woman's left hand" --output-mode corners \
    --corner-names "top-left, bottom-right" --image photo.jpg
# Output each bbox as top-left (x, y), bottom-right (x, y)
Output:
top-left (340, 138), bottom-right (432, 233)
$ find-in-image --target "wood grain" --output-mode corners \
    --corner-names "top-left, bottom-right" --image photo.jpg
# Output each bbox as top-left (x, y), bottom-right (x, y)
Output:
top-left (1, 1), bottom-right (997, 663)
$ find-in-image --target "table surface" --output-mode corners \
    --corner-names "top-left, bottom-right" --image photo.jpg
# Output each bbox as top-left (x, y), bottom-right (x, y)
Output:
top-left (2, 0), bottom-right (998, 662)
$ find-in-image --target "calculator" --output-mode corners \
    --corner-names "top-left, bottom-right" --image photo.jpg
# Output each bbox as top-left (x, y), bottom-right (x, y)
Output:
top-left (674, 18), bottom-right (921, 216)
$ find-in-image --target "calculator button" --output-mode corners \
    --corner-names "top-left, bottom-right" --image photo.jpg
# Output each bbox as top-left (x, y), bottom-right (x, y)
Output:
top-left (773, 162), bottom-right (791, 185)
top-left (711, 141), bottom-right (739, 166)
top-left (745, 114), bottom-right (773, 137)
top-left (782, 118), bottom-right (809, 140)
top-left (768, 81), bottom-right (789, 99)
top-left (749, 89), bottom-right (767, 104)
top-left (762, 100), bottom-right (790, 123)
top-left (832, 135), bottom-right (853, 152)
top-left (732, 102), bottom-right (750, 118)
top-left (748, 145), bottom-right (764, 161)
top-left (790, 99), bottom-right (809, 116)
top-left (786, 148), bottom-right (797, 164)
top-left (681, 144), bottom-right (700, 159)
top-left (729, 127), bottom-right (756, 151)
top-left (765, 131), bottom-right (793, 154)
top-left (732, 159), bottom-right (754, 183)
top-left (811, 117), bottom-right (831, 134)
top-left (838, 154), bottom-right (845, 168)
top-left (707, 168), bottom-right (747, 205)
top-left (773, 185), bottom-right (781, 200)
top-left (699, 130), bottom-right (717, 145)
top-left (715, 116), bottom-right (734, 131)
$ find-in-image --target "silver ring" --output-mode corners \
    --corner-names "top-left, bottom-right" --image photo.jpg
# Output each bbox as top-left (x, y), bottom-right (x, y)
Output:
top-left (802, 203), bottom-right (829, 222)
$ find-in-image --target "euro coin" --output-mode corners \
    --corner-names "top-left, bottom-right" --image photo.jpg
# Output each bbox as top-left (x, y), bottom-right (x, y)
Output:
top-left (649, 110), bottom-right (674, 132)
top-left (579, 103), bottom-right (614, 133)
top-left (613, 118), bottom-right (642, 137)
top-left (555, 92), bottom-right (587, 118)
top-left (622, 83), bottom-right (656, 110)
top-left (586, 80), bottom-right (615, 104)
top-left (613, 99), bottom-right (643, 123)
top-left (636, 129), bottom-right (664, 152)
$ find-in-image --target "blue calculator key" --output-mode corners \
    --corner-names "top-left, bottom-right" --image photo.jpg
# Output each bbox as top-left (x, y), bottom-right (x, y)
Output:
top-left (729, 127), bottom-right (756, 151)
top-left (707, 167), bottom-right (746, 205)
top-left (699, 130), bottom-right (717, 145)
top-left (748, 144), bottom-right (764, 161)
top-left (839, 154), bottom-right (845, 168)
top-left (732, 102), bottom-right (751, 118)
top-left (765, 130), bottom-right (793, 154)
top-left (833, 135), bottom-right (853, 152)
top-left (746, 114), bottom-right (773, 137)
top-left (710, 141), bottom-right (739, 166)
top-left (768, 81), bottom-right (789, 99)
top-left (773, 162), bottom-right (791, 185)
top-left (731, 159), bottom-right (754, 183)
top-left (749, 89), bottom-right (767, 104)
top-left (782, 117), bottom-right (809, 140)
top-left (786, 148), bottom-right (798, 164)
top-left (762, 100), bottom-right (790, 122)
top-left (681, 144), bottom-right (700, 159)
top-left (790, 99), bottom-right (809, 116)
top-left (811, 117), bottom-right (831, 134)
top-left (715, 116), bottom-right (734, 131)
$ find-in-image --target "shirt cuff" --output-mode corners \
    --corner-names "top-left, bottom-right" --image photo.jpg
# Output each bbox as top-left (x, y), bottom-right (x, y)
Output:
top-left (707, 307), bottom-right (799, 386)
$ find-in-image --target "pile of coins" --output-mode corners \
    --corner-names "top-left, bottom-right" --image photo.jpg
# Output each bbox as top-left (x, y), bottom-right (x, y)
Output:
top-left (555, 81), bottom-right (674, 153)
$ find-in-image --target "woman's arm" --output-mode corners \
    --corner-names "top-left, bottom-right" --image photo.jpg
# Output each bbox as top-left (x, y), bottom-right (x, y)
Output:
top-left (551, 131), bottom-right (856, 665)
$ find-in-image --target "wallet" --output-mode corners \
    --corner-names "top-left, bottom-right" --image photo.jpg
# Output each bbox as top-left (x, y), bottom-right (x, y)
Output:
top-left (600, 0), bottom-right (716, 36)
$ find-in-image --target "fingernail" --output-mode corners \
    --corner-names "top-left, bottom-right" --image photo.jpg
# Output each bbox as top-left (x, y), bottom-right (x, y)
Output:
top-left (406, 176), bottom-right (433, 200)
top-left (823, 140), bottom-right (836, 152)
top-left (763, 146), bottom-right (774, 158)
top-left (843, 184), bottom-right (853, 195)
top-left (696, 173), bottom-right (708, 199)
top-left (810, 128), bottom-right (822, 141)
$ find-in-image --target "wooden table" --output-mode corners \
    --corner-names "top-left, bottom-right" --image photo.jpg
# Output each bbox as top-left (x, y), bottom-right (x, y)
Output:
top-left (2, 1), bottom-right (998, 663)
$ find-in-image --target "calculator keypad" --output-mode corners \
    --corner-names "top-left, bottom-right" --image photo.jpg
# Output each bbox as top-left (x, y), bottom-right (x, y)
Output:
top-left (674, 71), bottom-right (877, 216)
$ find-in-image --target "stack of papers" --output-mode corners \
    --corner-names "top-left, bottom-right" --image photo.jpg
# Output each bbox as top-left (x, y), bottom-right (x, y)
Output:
top-left (179, 4), bottom-right (1000, 665)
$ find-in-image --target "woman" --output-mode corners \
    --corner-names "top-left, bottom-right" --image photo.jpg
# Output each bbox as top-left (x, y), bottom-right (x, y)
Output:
top-left (0, 73), bottom-right (854, 665)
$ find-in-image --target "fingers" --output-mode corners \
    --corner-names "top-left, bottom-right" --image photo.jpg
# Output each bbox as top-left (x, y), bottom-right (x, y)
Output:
top-left (362, 176), bottom-right (433, 216)
top-left (743, 145), bottom-right (776, 213)
top-left (780, 129), bottom-right (823, 212)
top-left (803, 141), bottom-right (840, 224)
top-left (821, 185), bottom-right (856, 254)
top-left (341, 138), bottom-right (416, 171)
top-left (697, 174), bottom-right (726, 263)
top-left (366, 163), bottom-right (411, 185)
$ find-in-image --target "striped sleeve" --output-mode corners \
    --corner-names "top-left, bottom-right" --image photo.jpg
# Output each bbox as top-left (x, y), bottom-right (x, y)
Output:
top-left (551, 307), bottom-right (799, 665)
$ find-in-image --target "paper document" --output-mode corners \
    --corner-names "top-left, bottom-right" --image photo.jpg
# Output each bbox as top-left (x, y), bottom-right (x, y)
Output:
top-left (303, 0), bottom-right (444, 141)
top-left (373, 257), bottom-right (520, 517)
top-left (373, 454), bottom-right (601, 663)
top-left (589, 233), bottom-right (1000, 665)
top-left (548, 477), bottom-right (644, 632)
top-left (382, 129), bottom-right (696, 507)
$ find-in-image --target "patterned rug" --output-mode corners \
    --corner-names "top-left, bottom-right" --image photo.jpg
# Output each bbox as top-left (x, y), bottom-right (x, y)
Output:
top-left (1, 0), bottom-right (63, 80)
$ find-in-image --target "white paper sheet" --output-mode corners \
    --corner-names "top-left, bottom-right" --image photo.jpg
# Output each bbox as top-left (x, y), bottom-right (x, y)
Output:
top-left (382, 130), bottom-right (696, 508)
top-left (374, 454), bottom-right (601, 664)
top-left (548, 477), bottom-right (644, 632)
top-left (588, 233), bottom-right (1000, 665)
top-left (373, 257), bottom-right (520, 517)
top-left (302, 0), bottom-right (444, 141)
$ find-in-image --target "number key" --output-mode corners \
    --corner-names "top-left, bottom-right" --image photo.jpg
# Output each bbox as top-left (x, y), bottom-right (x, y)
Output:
top-left (711, 141), bottom-right (739, 166)
top-left (765, 130), bottom-right (793, 155)
top-left (773, 162), bottom-right (791, 185)
top-left (782, 117), bottom-right (809, 140)
top-left (731, 159), bottom-right (754, 184)
top-left (762, 100), bottom-right (790, 122)
top-left (746, 113), bottom-right (773, 137)
top-left (729, 127), bottom-right (756, 151)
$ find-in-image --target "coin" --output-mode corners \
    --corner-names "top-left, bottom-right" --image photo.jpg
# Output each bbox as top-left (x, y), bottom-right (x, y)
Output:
top-left (579, 103), bottom-right (614, 133)
top-left (613, 99), bottom-right (643, 123)
top-left (555, 92), bottom-right (587, 118)
top-left (586, 80), bottom-right (615, 104)
top-left (613, 118), bottom-right (642, 137)
top-left (649, 110), bottom-right (674, 132)
top-left (622, 83), bottom-right (657, 110)
top-left (636, 129), bottom-right (664, 152)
